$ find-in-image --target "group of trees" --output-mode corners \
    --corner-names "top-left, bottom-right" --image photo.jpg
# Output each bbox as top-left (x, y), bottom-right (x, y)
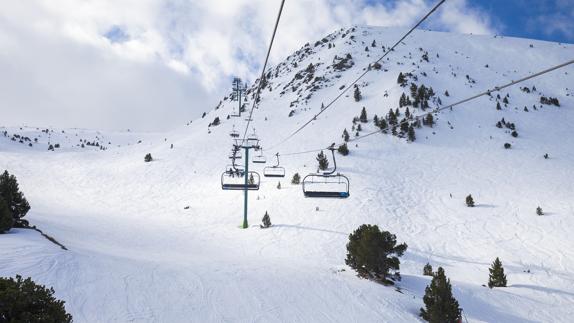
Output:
top-left (0, 171), bottom-right (71, 320)
top-left (0, 170), bottom-right (30, 233)
top-left (345, 222), bottom-right (511, 322)
top-left (540, 96), bottom-right (560, 107)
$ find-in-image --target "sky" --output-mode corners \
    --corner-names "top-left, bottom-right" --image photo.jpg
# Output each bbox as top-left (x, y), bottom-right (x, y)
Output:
top-left (0, 0), bottom-right (572, 131)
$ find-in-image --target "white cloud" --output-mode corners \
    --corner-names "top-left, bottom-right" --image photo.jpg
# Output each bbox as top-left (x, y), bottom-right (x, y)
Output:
top-left (0, 0), bottom-right (496, 131)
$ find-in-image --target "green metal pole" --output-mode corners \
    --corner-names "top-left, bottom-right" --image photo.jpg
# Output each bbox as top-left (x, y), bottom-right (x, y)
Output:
top-left (243, 147), bottom-right (249, 228)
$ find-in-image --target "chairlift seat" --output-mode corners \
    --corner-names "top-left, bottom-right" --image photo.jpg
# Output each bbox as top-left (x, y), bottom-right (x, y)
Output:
top-left (221, 171), bottom-right (260, 190)
top-left (253, 155), bottom-right (266, 164)
top-left (302, 173), bottom-right (349, 198)
top-left (263, 166), bottom-right (285, 177)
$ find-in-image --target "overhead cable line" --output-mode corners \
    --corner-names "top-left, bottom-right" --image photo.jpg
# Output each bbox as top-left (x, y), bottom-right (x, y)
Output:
top-left (241, 0), bottom-right (286, 143)
top-left (267, 0), bottom-right (447, 150)
top-left (276, 58), bottom-right (574, 157)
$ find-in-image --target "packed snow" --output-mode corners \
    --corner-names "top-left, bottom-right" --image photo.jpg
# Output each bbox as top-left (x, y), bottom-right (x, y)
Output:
top-left (1, 26), bottom-right (574, 322)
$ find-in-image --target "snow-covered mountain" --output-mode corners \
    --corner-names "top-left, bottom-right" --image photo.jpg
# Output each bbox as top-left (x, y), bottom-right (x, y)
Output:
top-left (1, 26), bottom-right (574, 322)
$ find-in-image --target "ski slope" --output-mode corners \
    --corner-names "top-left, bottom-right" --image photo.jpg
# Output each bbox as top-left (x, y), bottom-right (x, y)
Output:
top-left (1, 26), bottom-right (574, 322)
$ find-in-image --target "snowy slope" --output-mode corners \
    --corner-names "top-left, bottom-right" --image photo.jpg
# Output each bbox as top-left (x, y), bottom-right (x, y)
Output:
top-left (1, 26), bottom-right (574, 322)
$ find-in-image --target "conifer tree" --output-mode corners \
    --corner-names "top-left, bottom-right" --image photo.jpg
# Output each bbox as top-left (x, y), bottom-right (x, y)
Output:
top-left (424, 113), bottom-right (434, 127)
top-left (317, 150), bottom-right (329, 171)
top-left (353, 85), bottom-right (362, 102)
top-left (397, 72), bottom-right (406, 86)
top-left (378, 118), bottom-right (388, 130)
top-left (423, 263), bottom-right (433, 276)
top-left (0, 275), bottom-right (73, 322)
top-left (373, 115), bottom-right (379, 126)
top-left (388, 109), bottom-right (397, 125)
top-left (488, 257), bottom-right (507, 288)
top-left (496, 102), bottom-right (502, 110)
top-left (400, 120), bottom-right (409, 133)
top-left (345, 224), bottom-right (407, 283)
top-left (360, 107), bottom-right (368, 123)
top-left (144, 153), bottom-right (153, 162)
top-left (260, 211), bottom-right (272, 228)
top-left (400, 93), bottom-right (407, 107)
top-left (408, 125), bottom-right (416, 142)
top-left (536, 206), bottom-right (543, 216)
top-left (0, 197), bottom-right (13, 233)
top-left (466, 194), bottom-right (475, 207)
top-left (291, 173), bottom-right (301, 185)
top-left (420, 267), bottom-right (461, 322)
top-left (342, 129), bottom-right (350, 142)
top-left (0, 171), bottom-right (30, 226)
top-left (405, 107), bottom-right (411, 119)
top-left (410, 83), bottom-right (418, 98)
top-left (338, 143), bottom-right (349, 156)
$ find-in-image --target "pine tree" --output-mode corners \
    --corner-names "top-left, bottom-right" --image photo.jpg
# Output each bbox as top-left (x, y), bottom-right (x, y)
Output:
top-left (378, 118), bottom-right (388, 130)
top-left (345, 224), bottom-right (407, 283)
top-left (400, 120), bottom-right (409, 133)
top-left (410, 83), bottom-right (418, 98)
top-left (353, 85), bottom-right (362, 102)
top-left (0, 171), bottom-right (30, 226)
top-left (291, 173), bottom-right (301, 185)
top-left (400, 93), bottom-right (407, 107)
top-left (260, 211), bottom-right (272, 228)
top-left (0, 197), bottom-right (13, 233)
top-left (0, 275), bottom-right (73, 322)
top-left (424, 113), bottom-right (434, 127)
top-left (420, 267), bottom-right (461, 322)
top-left (373, 115), bottom-right (379, 126)
top-left (536, 206), bottom-right (543, 216)
top-left (338, 143), bottom-right (349, 156)
top-left (496, 102), bottom-right (502, 110)
top-left (408, 125), bottom-right (416, 142)
top-left (277, 181), bottom-right (281, 189)
top-left (342, 129), bottom-right (350, 142)
top-left (360, 107), bottom-right (368, 123)
top-left (388, 109), bottom-right (397, 125)
top-left (466, 194), bottom-right (475, 207)
top-left (144, 153), bottom-right (153, 162)
top-left (423, 263), bottom-right (433, 276)
top-left (405, 107), bottom-right (411, 118)
top-left (397, 72), bottom-right (406, 86)
top-left (488, 257), bottom-right (507, 288)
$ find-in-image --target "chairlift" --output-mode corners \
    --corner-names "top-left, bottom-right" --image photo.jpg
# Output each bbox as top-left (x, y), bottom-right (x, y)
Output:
top-left (252, 148), bottom-right (267, 164)
top-left (302, 148), bottom-right (349, 198)
top-left (247, 129), bottom-right (259, 147)
top-left (221, 158), bottom-right (260, 190)
top-left (229, 125), bottom-right (240, 138)
top-left (263, 153), bottom-right (285, 177)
